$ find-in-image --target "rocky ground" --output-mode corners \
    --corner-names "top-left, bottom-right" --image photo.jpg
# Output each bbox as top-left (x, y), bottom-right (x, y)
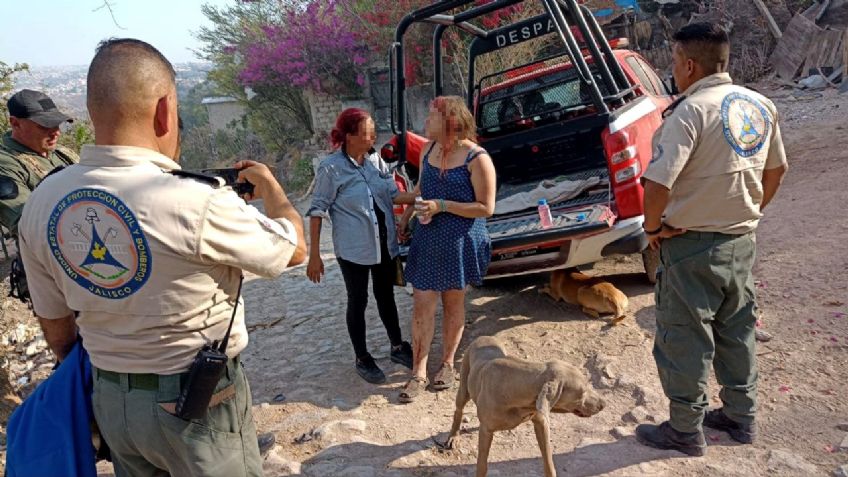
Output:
top-left (2, 84), bottom-right (848, 476)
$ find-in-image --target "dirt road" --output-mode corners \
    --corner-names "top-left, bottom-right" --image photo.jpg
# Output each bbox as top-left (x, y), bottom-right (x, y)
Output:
top-left (244, 85), bottom-right (848, 477)
top-left (3, 85), bottom-right (848, 476)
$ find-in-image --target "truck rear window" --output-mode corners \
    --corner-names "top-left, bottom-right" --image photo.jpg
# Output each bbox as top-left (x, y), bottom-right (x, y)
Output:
top-left (477, 68), bottom-right (610, 130)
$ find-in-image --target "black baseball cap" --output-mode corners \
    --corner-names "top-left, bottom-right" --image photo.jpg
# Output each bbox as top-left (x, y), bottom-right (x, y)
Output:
top-left (6, 89), bottom-right (73, 128)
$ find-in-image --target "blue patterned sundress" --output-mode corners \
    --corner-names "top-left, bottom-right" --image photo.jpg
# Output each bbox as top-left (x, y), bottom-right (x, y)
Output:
top-left (404, 145), bottom-right (491, 291)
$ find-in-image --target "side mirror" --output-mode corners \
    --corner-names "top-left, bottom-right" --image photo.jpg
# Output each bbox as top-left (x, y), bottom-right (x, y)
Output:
top-left (0, 176), bottom-right (19, 200)
top-left (380, 143), bottom-right (399, 163)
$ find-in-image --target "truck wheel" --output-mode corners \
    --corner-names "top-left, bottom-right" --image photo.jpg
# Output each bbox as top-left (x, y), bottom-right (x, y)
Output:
top-left (642, 247), bottom-right (660, 284)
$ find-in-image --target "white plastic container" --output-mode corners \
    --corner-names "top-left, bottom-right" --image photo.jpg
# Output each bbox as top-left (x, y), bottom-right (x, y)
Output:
top-left (416, 196), bottom-right (431, 225)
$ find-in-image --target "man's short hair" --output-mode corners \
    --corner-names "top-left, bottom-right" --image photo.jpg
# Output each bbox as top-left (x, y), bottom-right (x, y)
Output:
top-left (672, 22), bottom-right (730, 74)
top-left (86, 38), bottom-right (176, 117)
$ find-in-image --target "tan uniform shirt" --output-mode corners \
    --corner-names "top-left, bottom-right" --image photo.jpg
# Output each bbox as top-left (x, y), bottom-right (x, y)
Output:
top-left (643, 73), bottom-right (787, 234)
top-left (18, 145), bottom-right (297, 374)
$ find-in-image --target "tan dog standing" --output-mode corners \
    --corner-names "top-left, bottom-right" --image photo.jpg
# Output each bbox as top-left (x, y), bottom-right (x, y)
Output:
top-left (540, 268), bottom-right (629, 324)
top-left (444, 336), bottom-right (605, 477)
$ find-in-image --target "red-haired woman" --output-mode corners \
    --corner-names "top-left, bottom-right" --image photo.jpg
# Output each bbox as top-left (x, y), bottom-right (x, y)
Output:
top-left (307, 108), bottom-right (417, 384)
top-left (397, 96), bottom-right (497, 403)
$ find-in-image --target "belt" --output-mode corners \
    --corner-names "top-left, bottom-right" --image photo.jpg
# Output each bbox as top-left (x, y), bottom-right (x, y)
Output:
top-left (94, 355), bottom-right (240, 391)
top-left (96, 369), bottom-right (160, 390)
top-left (677, 230), bottom-right (752, 240)
top-left (95, 359), bottom-right (239, 413)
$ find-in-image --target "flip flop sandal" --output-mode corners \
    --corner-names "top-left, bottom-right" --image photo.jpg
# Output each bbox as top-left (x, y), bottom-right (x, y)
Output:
top-left (398, 377), bottom-right (428, 404)
top-left (431, 364), bottom-right (455, 391)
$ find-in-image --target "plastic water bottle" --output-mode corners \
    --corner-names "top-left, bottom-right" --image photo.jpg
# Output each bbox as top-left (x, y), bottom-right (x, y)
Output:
top-left (538, 199), bottom-right (553, 229)
top-left (416, 196), bottom-right (431, 225)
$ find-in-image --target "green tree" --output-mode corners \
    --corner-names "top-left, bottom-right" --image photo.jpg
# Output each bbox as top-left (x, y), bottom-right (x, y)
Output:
top-left (0, 61), bottom-right (29, 133)
top-left (195, 1), bottom-right (313, 148)
top-left (58, 121), bottom-right (95, 154)
top-left (179, 124), bottom-right (215, 170)
top-left (180, 81), bottom-right (214, 131)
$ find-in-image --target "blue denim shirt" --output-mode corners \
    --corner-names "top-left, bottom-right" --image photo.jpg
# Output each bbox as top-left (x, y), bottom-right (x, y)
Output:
top-left (307, 149), bottom-right (399, 265)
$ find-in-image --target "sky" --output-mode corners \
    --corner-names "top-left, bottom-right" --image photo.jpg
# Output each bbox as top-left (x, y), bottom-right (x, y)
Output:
top-left (0, 0), bottom-right (234, 66)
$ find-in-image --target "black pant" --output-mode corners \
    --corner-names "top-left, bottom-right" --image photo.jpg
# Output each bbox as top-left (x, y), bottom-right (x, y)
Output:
top-left (337, 250), bottom-right (403, 360)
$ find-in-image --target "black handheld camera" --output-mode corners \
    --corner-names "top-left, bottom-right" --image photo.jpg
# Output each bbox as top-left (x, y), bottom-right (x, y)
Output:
top-left (201, 168), bottom-right (255, 196)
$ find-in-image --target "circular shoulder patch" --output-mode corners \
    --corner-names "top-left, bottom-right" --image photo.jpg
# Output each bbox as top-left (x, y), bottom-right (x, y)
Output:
top-left (47, 188), bottom-right (151, 299)
top-left (721, 93), bottom-right (771, 158)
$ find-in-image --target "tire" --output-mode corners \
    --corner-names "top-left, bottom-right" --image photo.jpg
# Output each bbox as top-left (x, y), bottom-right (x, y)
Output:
top-left (642, 247), bottom-right (660, 284)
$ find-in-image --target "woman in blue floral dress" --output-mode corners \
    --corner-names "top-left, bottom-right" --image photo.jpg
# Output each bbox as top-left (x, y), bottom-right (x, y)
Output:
top-left (398, 96), bottom-right (497, 403)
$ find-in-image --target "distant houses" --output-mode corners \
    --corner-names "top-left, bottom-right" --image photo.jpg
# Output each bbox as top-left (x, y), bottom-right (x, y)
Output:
top-left (201, 96), bottom-right (246, 133)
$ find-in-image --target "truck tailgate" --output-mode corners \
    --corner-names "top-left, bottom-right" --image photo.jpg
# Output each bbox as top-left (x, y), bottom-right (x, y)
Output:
top-left (488, 202), bottom-right (616, 253)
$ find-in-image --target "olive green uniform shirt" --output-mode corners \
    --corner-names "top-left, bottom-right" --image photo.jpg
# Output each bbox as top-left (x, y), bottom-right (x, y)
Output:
top-left (0, 131), bottom-right (79, 233)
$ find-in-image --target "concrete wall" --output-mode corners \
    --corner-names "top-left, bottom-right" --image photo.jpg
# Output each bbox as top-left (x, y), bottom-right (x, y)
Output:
top-left (305, 90), bottom-right (344, 143)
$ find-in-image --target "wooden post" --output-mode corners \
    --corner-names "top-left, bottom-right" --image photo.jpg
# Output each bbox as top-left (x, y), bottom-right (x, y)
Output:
top-left (752, 0), bottom-right (783, 39)
top-left (816, 0), bottom-right (832, 23)
top-left (843, 29), bottom-right (848, 78)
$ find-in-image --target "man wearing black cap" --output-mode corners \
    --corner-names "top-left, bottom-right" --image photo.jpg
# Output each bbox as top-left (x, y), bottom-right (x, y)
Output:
top-left (0, 89), bottom-right (79, 234)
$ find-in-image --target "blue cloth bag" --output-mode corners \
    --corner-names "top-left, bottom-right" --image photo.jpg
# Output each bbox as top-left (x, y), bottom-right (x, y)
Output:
top-left (6, 341), bottom-right (96, 477)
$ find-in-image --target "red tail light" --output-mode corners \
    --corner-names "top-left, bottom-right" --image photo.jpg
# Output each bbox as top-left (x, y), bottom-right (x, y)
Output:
top-left (602, 124), bottom-right (648, 220)
top-left (605, 130), bottom-right (630, 157)
top-left (604, 129), bottom-right (641, 184)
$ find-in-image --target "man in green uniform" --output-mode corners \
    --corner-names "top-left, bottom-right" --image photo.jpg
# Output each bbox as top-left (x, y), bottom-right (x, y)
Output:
top-left (1, 89), bottom-right (79, 235)
top-left (635, 23), bottom-right (788, 456)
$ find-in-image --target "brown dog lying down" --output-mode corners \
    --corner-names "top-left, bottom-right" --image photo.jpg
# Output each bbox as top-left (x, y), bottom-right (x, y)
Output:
top-left (444, 336), bottom-right (605, 477)
top-left (540, 268), bottom-right (629, 325)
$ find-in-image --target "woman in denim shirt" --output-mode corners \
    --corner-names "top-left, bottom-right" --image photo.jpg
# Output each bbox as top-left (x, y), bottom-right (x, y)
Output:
top-left (306, 108), bottom-right (417, 384)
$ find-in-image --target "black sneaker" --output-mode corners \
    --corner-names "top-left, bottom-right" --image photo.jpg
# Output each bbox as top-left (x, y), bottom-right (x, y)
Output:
top-left (390, 341), bottom-right (414, 369)
top-left (704, 408), bottom-right (757, 444)
top-left (635, 421), bottom-right (706, 457)
top-left (257, 432), bottom-right (276, 456)
top-left (355, 354), bottom-right (386, 384)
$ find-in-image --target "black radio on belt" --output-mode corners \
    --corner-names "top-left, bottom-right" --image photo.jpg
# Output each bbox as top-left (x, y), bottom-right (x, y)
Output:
top-left (175, 277), bottom-right (243, 420)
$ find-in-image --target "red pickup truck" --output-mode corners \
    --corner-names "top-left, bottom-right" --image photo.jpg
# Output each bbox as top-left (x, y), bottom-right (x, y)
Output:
top-left (384, 0), bottom-right (673, 282)
top-left (475, 44), bottom-right (673, 280)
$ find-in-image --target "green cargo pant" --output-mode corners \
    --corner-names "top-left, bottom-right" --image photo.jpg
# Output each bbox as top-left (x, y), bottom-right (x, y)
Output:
top-left (653, 231), bottom-right (758, 434)
top-left (92, 357), bottom-right (263, 477)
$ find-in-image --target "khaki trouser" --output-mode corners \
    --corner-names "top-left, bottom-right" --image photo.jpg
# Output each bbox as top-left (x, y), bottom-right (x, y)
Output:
top-left (92, 357), bottom-right (263, 477)
top-left (653, 231), bottom-right (758, 434)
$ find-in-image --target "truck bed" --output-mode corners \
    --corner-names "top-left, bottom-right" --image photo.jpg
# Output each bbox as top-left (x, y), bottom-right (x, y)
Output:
top-left (488, 167), bottom-right (616, 251)
top-left (492, 167), bottom-right (610, 220)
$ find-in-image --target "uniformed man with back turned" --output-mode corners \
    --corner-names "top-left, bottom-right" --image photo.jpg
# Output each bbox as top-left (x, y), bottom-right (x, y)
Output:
top-left (17, 38), bottom-right (306, 477)
top-left (635, 23), bottom-right (788, 457)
